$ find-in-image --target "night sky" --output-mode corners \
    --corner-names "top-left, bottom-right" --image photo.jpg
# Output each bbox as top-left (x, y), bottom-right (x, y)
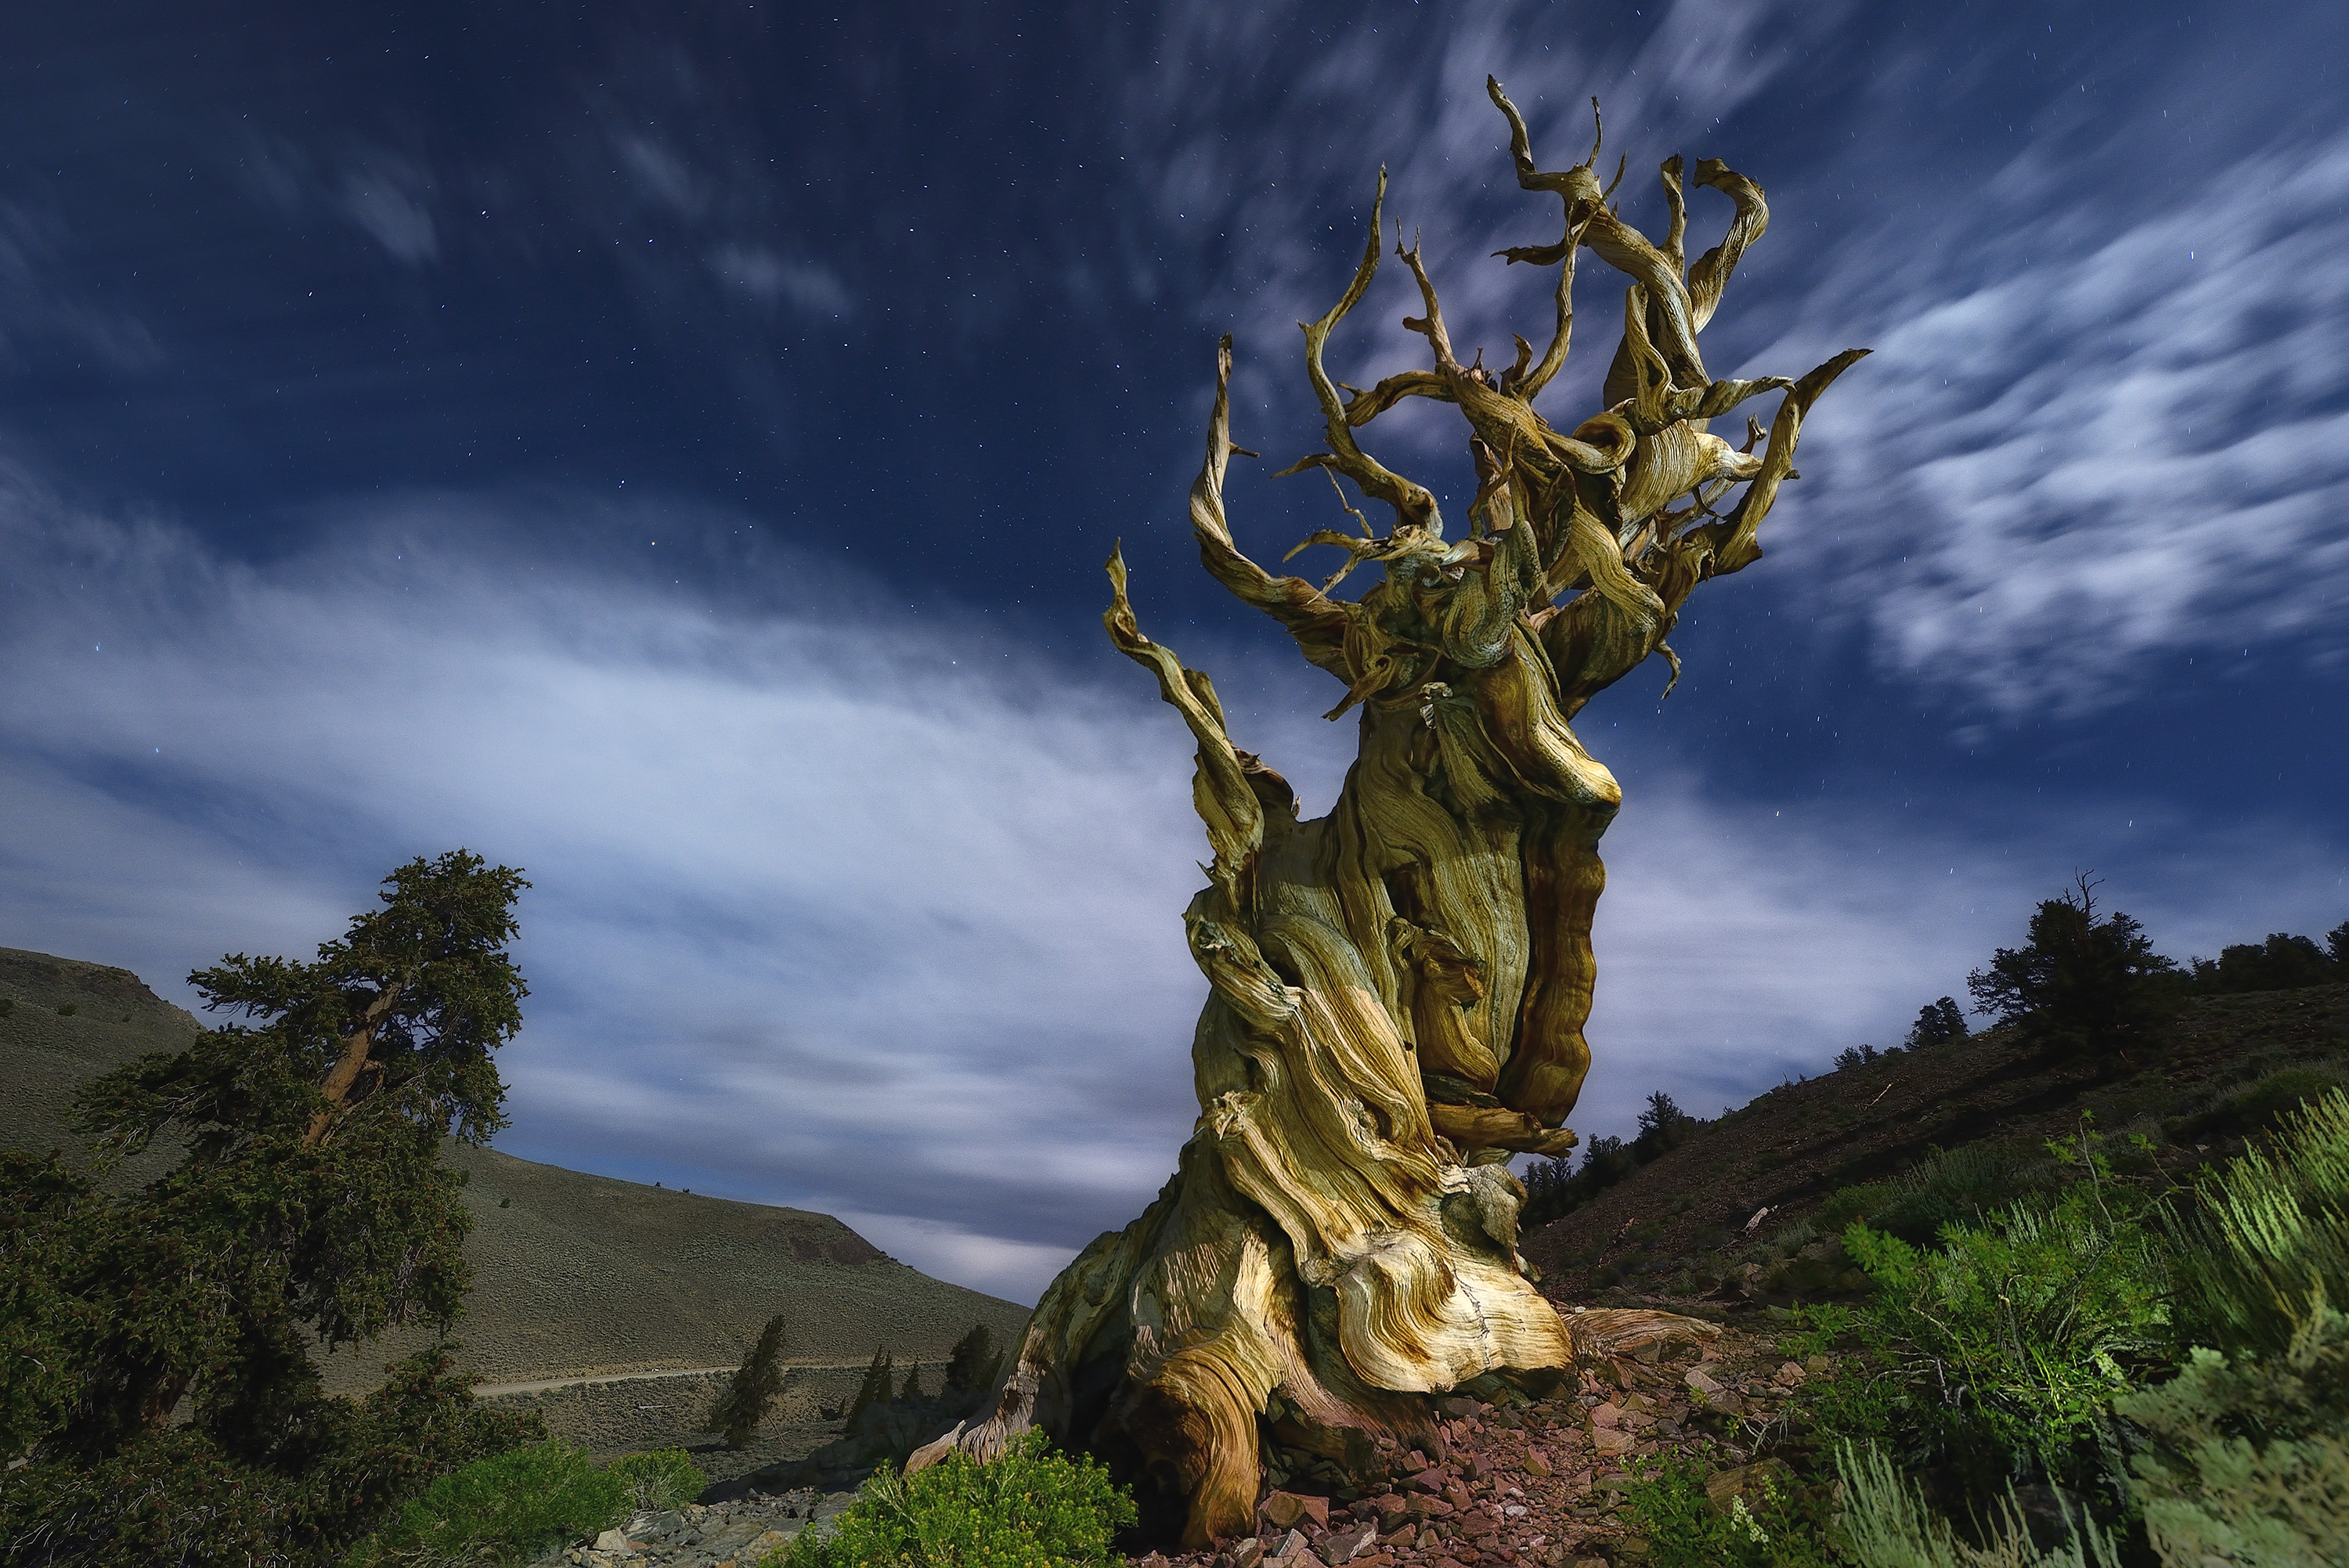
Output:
top-left (4, 2), bottom-right (2344, 1303)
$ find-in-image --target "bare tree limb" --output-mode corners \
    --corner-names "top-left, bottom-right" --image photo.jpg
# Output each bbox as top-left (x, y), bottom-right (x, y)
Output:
top-left (1279, 171), bottom-right (1443, 537)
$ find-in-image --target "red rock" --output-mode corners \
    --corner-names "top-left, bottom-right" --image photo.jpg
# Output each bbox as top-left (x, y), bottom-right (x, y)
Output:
top-left (1264, 1493), bottom-right (1331, 1531)
top-left (1409, 1469), bottom-right (1448, 1494)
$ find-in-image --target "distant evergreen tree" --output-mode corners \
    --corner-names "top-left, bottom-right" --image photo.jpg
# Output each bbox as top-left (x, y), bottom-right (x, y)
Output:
top-left (1633, 1091), bottom-right (1696, 1157)
top-left (843, 1346), bottom-right (893, 1428)
top-left (1968, 875), bottom-right (2181, 1062)
top-left (899, 1362), bottom-right (923, 1402)
top-left (2189, 930), bottom-right (2342, 995)
top-left (944, 1324), bottom-right (1002, 1396)
top-left (705, 1313), bottom-right (789, 1451)
top-left (1905, 997), bottom-right (1970, 1048)
top-left (1835, 1044), bottom-right (1882, 1071)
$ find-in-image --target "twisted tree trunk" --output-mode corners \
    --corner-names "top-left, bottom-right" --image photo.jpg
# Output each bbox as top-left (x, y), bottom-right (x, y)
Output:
top-left (933, 81), bottom-right (1864, 1545)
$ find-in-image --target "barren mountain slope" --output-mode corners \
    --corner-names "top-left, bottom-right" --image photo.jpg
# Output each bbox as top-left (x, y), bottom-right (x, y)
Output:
top-left (0, 946), bottom-right (1029, 1393)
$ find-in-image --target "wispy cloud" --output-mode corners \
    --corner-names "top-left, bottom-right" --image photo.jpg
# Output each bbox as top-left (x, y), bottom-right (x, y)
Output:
top-left (0, 201), bottom-right (163, 371)
top-left (5, 463), bottom-right (2340, 1301)
top-left (709, 243), bottom-right (853, 318)
top-left (1765, 127), bottom-right (2349, 714)
top-left (336, 155), bottom-right (440, 265)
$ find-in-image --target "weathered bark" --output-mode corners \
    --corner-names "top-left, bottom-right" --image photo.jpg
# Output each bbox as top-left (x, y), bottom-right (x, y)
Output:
top-left (937, 81), bottom-right (1864, 1545)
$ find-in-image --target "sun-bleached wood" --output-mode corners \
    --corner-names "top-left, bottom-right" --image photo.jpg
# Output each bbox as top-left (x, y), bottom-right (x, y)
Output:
top-left (933, 81), bottom-right (1864, 1545)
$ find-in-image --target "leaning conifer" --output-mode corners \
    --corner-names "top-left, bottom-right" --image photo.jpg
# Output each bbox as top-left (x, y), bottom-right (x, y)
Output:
top-left (705, 1313), bottom-right (790, 1450)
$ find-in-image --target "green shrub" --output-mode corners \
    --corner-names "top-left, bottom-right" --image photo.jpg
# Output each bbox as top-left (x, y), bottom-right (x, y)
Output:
top-left (2165, 1087), bottom-right (2349, 1357)
top-left (607, 1447), bottom-right (706, 1512)
top-left (351, 1442), bottom-right (625, 1567)
top-left (1842, 1151), bottom-right (2168, 1482)
top-left (2114, 1292), bottom-right (2349, 1568)
top-left (56, 1002), bottom-right (75, 1016)
top-left (780, 1431), bottom-right (1135, 1568)
top-left (1833, 1441), bottom-right (2120, 1567)
top-left (1614, 1454), bottom-right (1837, 1567)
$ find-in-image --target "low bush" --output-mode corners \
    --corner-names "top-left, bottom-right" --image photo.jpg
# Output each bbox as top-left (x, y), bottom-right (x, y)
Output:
top-left (1614, 1454), bottom-right (1837, 1567)
top-left (2115, 1292), bottom-right (2349, 1566)
top-left (1815, 1140), bottom-right (2062, 1249)
top-left (1837, 1130), bottom-right (2169, 1489)
top-left (347, 1440), bottom-right (702, 1568)
top-left (778, 1431), bottom-right (1133, 1568)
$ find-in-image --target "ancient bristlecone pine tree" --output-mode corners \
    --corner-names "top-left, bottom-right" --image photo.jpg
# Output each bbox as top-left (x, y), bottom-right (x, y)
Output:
top-left (941, 81), bottom-right (1865, 1543)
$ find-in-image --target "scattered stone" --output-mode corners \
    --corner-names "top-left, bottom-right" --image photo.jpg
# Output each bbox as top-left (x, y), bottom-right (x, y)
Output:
top-left (1522, 1449), bottom-right (1553, 1478)
top-left (592, 1530), bottom-right (636, 1554)
top-left (1230, 1538), bottom-right (1265, 1568)
top-left (1263, 1491), bottom-right (1330, 1530)
top-left (1318, 1521), bottom-right (1380, 1565)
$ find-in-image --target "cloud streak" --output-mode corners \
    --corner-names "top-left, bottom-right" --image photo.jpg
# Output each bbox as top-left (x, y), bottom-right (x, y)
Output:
top-left (5, 461), bottom-right (2342, 1302)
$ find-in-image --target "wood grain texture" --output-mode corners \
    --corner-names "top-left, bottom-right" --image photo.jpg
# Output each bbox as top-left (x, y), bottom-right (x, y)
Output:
top-left (940, 81), bottom-right (1864, 1545)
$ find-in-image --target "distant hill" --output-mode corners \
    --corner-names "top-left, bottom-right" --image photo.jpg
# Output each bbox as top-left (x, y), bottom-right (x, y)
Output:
top-left (1522, 980), bottom-right (2349, 1303)
top-left (0, 946), bottom-right (1030, 1397)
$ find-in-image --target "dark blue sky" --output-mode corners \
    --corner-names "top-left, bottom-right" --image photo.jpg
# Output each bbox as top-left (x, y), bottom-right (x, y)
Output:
top-left (5, 1), bottom-right (2344, 1300)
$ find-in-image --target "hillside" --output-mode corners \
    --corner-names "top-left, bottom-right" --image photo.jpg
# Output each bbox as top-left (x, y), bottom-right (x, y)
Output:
top-left (0, 946), bottom-right (1030, 1400)
top-left (1522, 980), bottom-right (2349, 1304)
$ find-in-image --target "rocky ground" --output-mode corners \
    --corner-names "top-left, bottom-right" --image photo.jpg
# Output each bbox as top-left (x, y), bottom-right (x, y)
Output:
top-left (1121, 1309), bottom-right (1813, 1568)
top-left (532, 1490), bottom-right (857, 1568)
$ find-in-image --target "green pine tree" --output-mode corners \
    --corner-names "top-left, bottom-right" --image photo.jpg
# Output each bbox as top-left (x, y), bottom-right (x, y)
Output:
top-left (1968, 874), bottom-right (2180, 1063)
top-left (706, 1314), bottom-right (790, 1451)
top-left (843, 1346), bottom-right (893, 1429)
top-left (943, 1324), bottom-right (1002, 1396)
top-left (0, 851), bottom-right (540, 1561)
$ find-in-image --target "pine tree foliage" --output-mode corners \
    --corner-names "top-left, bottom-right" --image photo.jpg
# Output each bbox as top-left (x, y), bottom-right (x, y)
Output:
top-left (1967, 875), bottom-right (2181, 1060)
top-left (0, 850), bottom-right (539, 1563)
top-left (943, 1324), bottom-right (1002, 1396)
top-left (1907, 997), bottom-right (1971, 1049)
top-left (705, 1314), bottom-right (789, 1451)
top-left (843, 1346), bottom-right (894, 1430)
top-left (2188, 928), bottom-right (2345, 996)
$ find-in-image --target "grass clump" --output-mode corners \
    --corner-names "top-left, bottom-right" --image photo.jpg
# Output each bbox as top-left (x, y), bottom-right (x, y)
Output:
top-left (1815, 1141), bottom-right (2062, 1249)
top-left (1833, 1442), bottom-right (2119, 1567)
top-left (778, 1431), bottom-right (1133, 1568)
top-left (2165, 1087), bottom-right (2349, 1357)
top-left (348, 1441), bottom-right (702, 1567)
top-left (608, 1446), bottom-right (706, 1512)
